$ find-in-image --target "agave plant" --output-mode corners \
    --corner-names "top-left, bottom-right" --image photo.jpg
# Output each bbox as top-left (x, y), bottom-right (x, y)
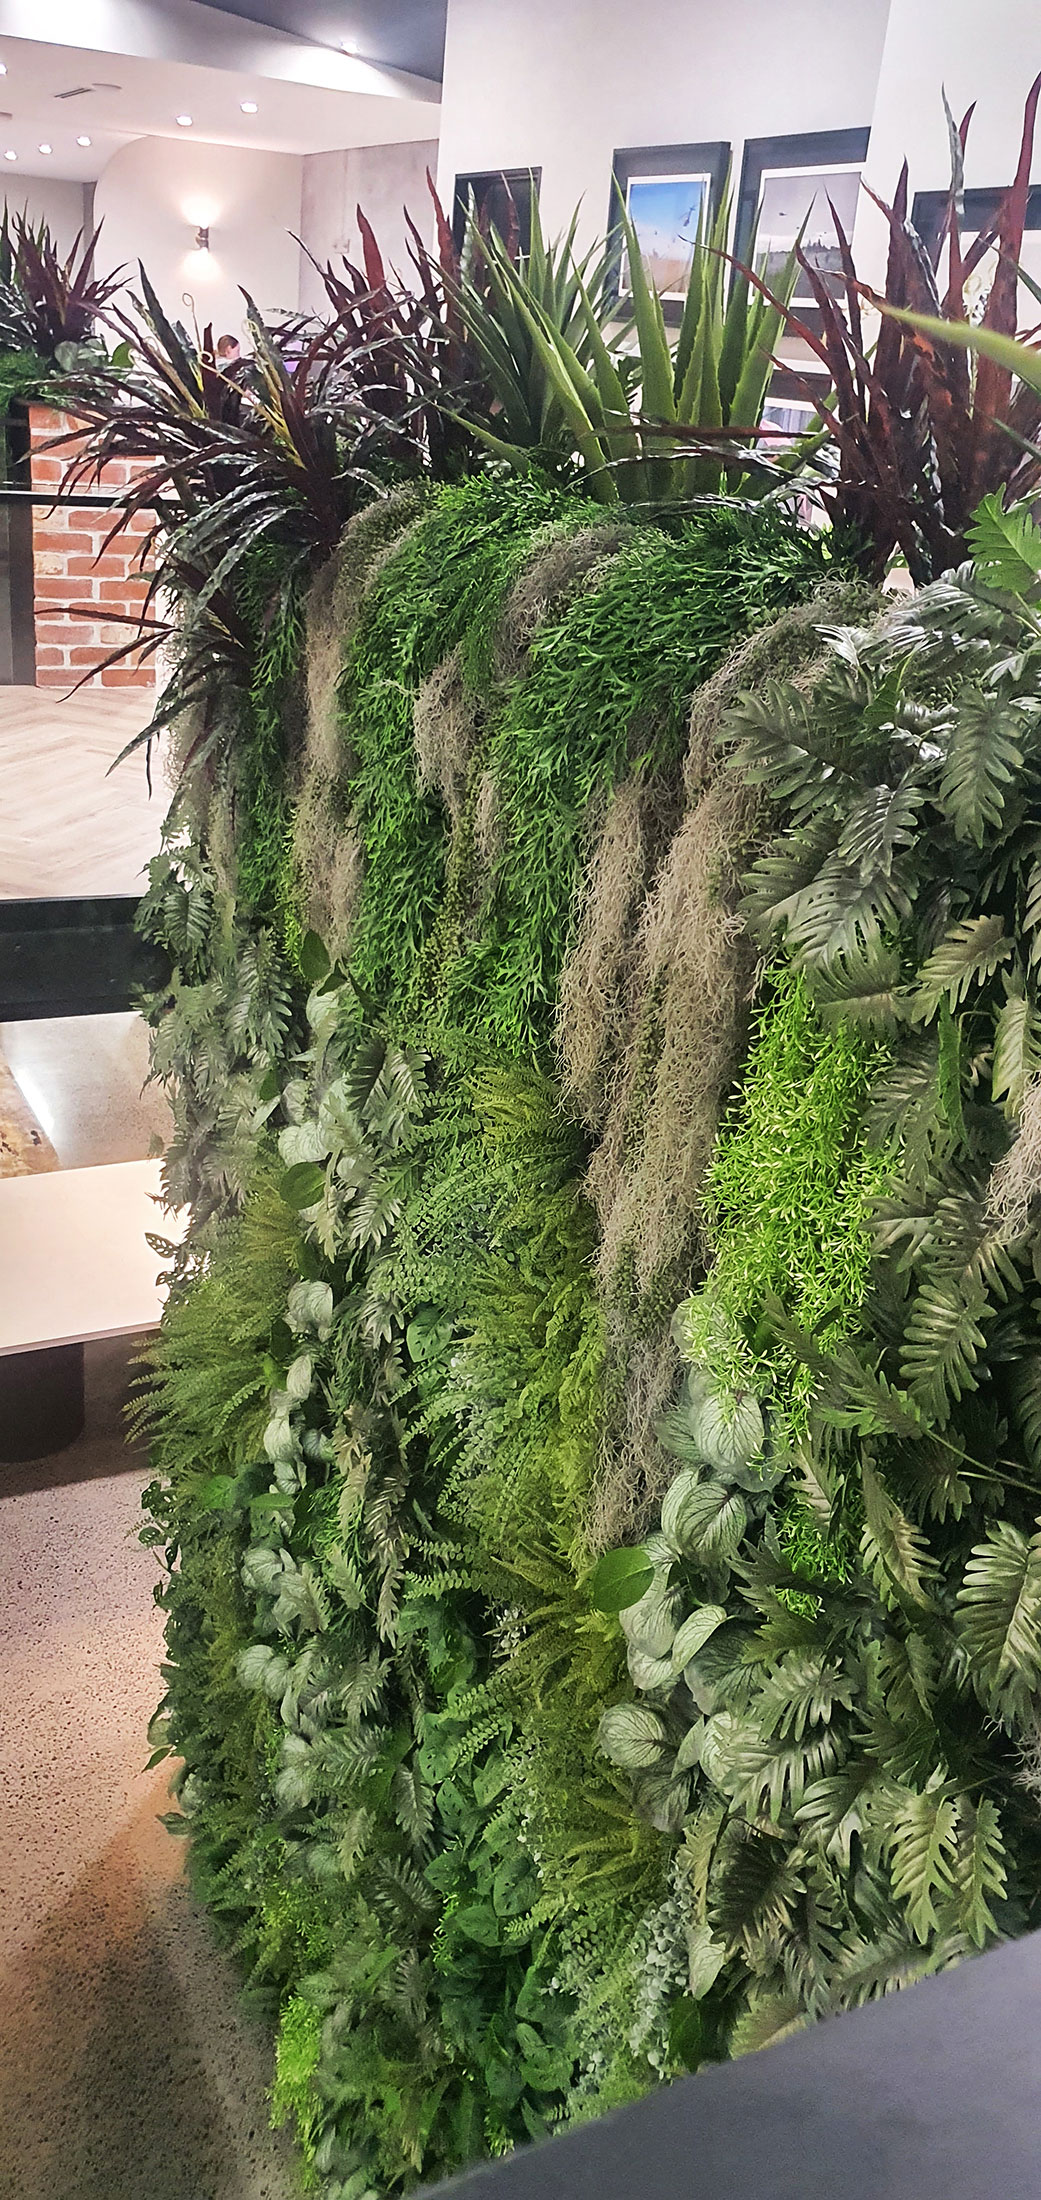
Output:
top-left (741, 74), bottom-right (1041, 581)
top-left (456, 180), bottom-right (798, 503)
top-left (452, 191), bottom-right (628, 475)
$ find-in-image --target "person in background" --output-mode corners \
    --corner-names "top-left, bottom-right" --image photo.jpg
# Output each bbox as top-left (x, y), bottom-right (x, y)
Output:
top-left (216, 332), bottom-right (241, 366)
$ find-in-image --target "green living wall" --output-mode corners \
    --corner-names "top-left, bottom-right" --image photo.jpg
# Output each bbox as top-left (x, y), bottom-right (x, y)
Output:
top-left (136, 462), bottom-right (1041, 2199)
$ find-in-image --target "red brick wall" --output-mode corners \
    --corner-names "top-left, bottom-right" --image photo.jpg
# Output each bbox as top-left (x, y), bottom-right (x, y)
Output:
top-left (29, 403), bottom-right (155, 689)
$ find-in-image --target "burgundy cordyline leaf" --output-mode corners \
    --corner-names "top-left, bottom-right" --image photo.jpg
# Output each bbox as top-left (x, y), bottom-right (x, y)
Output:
top-left (970, 69), bottom-right (1041, 505)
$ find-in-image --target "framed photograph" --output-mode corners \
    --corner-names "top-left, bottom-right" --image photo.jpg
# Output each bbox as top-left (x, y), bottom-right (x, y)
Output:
top-left (735, 129), bottom-right (870, 400)
top-left (911, 183), bottom-right (1041, 315)
top-left (452, 167), bottom-right (542, 255)
top-left (608, 142), bottom-right (731, 320)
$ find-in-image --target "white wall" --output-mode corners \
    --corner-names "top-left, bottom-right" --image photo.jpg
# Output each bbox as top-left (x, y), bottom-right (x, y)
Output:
top-left (0, 177), bottom-right (92, 254)
top-left (299, 139), bottom-right (439, 315)
top-left (94, 136), bottom-right (303, 334)
top-left (437, 0), bottom-right (893, 250)
top-left (855, 0), bottom-right (1041, 283)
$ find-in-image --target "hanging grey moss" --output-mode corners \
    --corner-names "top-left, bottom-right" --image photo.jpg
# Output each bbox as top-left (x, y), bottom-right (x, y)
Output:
top-left (575, 582), bottom-right (879, 1548)
top-left (289, 487), bottom-right (425, 956)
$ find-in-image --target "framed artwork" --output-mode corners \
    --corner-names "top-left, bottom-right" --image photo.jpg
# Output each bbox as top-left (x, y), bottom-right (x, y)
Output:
top-left (451, 167), bottom-right (542, 254)
top-left (735, 128), bottom-right (870, 401)
top-left (608, 141), bottom-right (731, 320)
top-left (911, 183), bottom-right (1041, 316)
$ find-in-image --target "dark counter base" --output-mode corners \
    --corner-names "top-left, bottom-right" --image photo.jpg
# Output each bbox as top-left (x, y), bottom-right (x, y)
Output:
top-left (0, 1340), bottom-right (85, 1460)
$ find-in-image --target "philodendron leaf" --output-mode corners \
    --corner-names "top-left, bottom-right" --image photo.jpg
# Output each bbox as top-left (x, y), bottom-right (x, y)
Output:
top-left (590, 1544), bottom-right (656, 1613)
top-left (287, 1280), bottom-right (334, 1338)
top-left (672, 1605), bottom-right (729, 1672)
top-left (664, 1471), bottom-right (748, 1563)
top-left (597, 1702), bottom-right (669, 1770)
top-left (282, 1160), bottom-right (327, 1211)
top-left (686, 1920), bottom-right (728, 1999)
top-left (667, 1996), bottom-right (704, 2072)
top-left (618, 1571), bottom-right (679, 1657)
top-left (285, 1353), bottom-right (313, 1402)
top-left (692, 1391), bottom-right (765, 1472)
top-left (299, 928), bottom-right (332, 984)
top-left (627, 1645), bottom-right (676, 1692)
top-left (279, 1122), bottom-right (330, 1168)
top-left (674, 1718), bottom-right (706, 1774)
top-left (454, 1904), bottom-right (501, 1946)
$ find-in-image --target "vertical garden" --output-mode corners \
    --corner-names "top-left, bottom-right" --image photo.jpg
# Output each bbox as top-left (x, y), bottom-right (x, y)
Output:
top-left (55, 108), bottom-right (1041, 2197)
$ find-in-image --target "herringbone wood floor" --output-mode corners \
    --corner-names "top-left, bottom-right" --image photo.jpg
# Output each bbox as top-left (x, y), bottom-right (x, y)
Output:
top-left (0, 687), bottom-right (163, 899)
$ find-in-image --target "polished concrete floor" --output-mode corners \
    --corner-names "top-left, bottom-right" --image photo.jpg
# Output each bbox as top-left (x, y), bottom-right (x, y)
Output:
top-left (0, 1013), bottom-right (171, 1170)
top-left (0, 1339), bottom-right (301, 2200)
top-left (0, 686), bottom-right (162, 900)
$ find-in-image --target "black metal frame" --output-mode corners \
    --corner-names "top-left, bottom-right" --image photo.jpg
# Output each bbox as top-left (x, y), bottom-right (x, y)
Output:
top-left (911, 181), bottom-right (1041, 263)
top-left (606, 140), bottom-right (731, 322)
top-left (734, 125), bottom-right (872, 275)
top-left (451, 166), bottom-right (542, 253)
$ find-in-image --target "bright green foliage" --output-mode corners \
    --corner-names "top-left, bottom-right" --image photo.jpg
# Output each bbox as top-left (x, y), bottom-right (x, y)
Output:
top-left (445, 506), bottom-right (833, 1055)
top-left (343, 473), bottom-right (571, 1012)
top-left (137, 469), bottom-right (1041, 2196)
top-left (593, 556), bottom-right (1041, 2058)
top-left (673, 963), bottom-right (892, 1447)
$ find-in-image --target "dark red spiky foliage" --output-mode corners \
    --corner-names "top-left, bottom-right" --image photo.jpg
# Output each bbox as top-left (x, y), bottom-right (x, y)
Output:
top-left (738, 76), bottom-right (1041, 580)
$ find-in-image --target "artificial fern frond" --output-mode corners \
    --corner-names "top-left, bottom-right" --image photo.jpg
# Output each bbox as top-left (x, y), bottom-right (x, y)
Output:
top-left (729, 1725), bottom-right (843, 1822)
top-left (725, 683), bottom-right (863, 824)
top-left (756, 1650), bottom-right (855, 1744)
top-left (991, 982), bottom-right (1041, 1120)
top-left (937, 687), bottom-right (1026, 846)
top-left (829, 1923), bottom-right (953, 2007)
top-left (950, 1794), bottom-right (1007, 1948)
top-left (710, 1822), bottom-right (805, 1954)
top-left (836, 780), bottom-right (924, 880)
top-left (860, 1458), bottom-right (938, 1609)
top-left (781, 848), bottom-right (911, 971)
top-left (1009, 1352), bottom-right (1041, 1475)
top-left (729, 1989), bottom-right (807, 2055)
top-left (956, 1519), bottom-right (1041, 1727)
top-left (899, 1274), bottom-right (990, 1420)
top-left (966, 493), bottom-right (1041, 597)
top-left (741, 824), bottom-right (840, 942)
top-left (795, 1760), bottom-right (878, 1870)
top-left (807, 935), bottom-right (907, 1030)
top-left (885, 1783), bottom-right (959, 1943)
top-left (912, 913), bottom-right (1012, 1020)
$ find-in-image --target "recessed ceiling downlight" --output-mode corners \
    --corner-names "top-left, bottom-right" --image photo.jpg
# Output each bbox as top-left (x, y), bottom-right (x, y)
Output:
top-left (176, 114), bottom-right (193, 127)
top-left (77, 135), bottom-right (92, 148)
top-left (4, 150), bottom-right (16, 161)
top-left (0, 63), bottom-right (8, 76)
top-left (240, 100), bottom-right (258, 114)
top-left (37, 143), bottom-right (51, 155)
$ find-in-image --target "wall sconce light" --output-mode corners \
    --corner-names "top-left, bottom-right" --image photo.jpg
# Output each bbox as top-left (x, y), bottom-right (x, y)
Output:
top-left (194, 224), bottom-right (210, 251)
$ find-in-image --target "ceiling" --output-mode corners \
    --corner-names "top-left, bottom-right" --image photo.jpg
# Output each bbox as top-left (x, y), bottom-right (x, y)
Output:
top-left (205, 1), bottom-right (448, 83)
top-left (0, 30), bottom-right (439, 182)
